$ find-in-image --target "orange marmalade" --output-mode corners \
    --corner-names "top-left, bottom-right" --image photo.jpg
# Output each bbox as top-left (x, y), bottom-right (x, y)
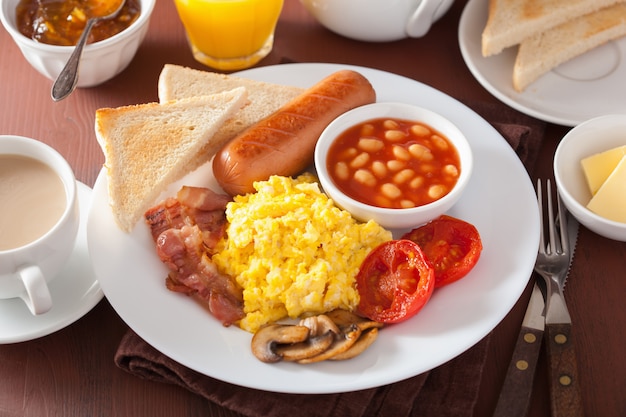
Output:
top-left (16, 0), bottom-right (141, 46)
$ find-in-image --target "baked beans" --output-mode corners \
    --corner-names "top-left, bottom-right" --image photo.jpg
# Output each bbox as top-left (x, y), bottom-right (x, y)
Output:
top-left (326, 118), bottom-right (460, 209)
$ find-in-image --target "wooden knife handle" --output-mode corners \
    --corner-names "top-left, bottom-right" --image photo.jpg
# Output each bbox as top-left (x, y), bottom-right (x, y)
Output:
top-left (545, 322), bottom-right (584, 417)
top-left (493, 326), bottom-right (543, 417)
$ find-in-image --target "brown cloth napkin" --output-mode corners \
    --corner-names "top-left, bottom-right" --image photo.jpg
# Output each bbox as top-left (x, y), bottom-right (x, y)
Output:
top-left (114, 101), bottom-right (545, 417)
top-left (466, 100), bottom-right (546, 174)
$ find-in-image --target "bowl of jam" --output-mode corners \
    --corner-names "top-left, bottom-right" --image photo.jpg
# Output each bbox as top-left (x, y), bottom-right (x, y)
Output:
top-left (1, 0), bottom-right (155, 87)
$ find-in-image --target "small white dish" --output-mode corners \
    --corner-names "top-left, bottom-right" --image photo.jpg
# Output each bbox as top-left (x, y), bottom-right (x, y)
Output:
top-left (299, 0), bottom-right (455, 42)
top-left (315, 102), bottom-right (473, 230)
top-left (554, 114), bottom-right (626, 241)
top-left (0, 182), bottom-right (103, 344)
top-left (0, 0), bottom-right (155, 87)
top-left (458, 0), bottom-right (626, 126)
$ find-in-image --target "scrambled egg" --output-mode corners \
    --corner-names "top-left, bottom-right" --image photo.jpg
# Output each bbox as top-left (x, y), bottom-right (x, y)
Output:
top-left (212, 174), bottom-right (392, 333)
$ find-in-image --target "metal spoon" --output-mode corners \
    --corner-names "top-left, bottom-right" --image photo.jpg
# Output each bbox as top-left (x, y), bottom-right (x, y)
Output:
top-left (51, 0), bottom-right (126, 101)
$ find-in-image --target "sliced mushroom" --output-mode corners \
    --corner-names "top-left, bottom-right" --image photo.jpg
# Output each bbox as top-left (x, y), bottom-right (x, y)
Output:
top-left (275, 330), bottom-right (335, 361)
top-left (251, 324), bottom-right (310, 363)
top-left (273, 314), bottom-right (339, 361)
top-left (297, 323), bottom-right (362, 364)
top-left (251, 312), bottom-right (383, 364)
top-left (299, 314), bottom-right (340, 336)
top-left (325, 309), bottom-right (384, 331)
top-left (325, 309), bottom-right (361, 326)
top-left (355, 320), bottom-right (384, 332)
top-left (330, 327), bottom-right (380, 361)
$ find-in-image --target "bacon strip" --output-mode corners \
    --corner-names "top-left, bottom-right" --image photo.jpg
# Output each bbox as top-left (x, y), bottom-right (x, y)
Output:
top-left (176, 186), bottom-right (231, 211)
top-left (144, 188), bottom-right (229, 253)
top-left (145, 198), bottom-right (185, 242)
top-left (145, 187), bottom-right (244, 327)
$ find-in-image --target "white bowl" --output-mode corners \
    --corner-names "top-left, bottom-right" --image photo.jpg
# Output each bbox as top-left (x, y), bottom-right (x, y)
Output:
top-left (299, 0), bottom-right (455, 42)
top-left (0, 0), bottom-right (155, 87)
top-left (314, 102), bottom-right (473, 230)
top-left (554, 114), bottom-right (626, 242)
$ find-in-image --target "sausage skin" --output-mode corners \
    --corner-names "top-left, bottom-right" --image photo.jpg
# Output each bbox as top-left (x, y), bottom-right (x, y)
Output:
top-left (212, 70), bottom-right (376, 196)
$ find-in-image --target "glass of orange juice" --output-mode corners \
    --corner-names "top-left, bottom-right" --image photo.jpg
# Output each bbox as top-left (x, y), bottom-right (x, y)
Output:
top-left (173, 0), bottom-right (284, 71)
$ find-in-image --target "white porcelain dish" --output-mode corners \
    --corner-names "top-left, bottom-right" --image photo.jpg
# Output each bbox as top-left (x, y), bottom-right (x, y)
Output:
top-left (458, 0), bottom-right (626, 127)
top-left (0, 0), bottom-right (155, 87)
top-left (0, 182), bottom-right (103, 344)
top-left (87, 63), bottom-right (539, 394)
top-left (315, 102), bottom-right (473, 229)
top-left (299, 0), bottom-right (455, 42)
top-left (554, 114), bottom-right (626, 241)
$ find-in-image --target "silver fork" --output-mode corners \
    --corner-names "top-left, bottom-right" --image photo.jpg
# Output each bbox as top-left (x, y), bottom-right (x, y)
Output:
top-left (535, 179), bottom-right (584, 417)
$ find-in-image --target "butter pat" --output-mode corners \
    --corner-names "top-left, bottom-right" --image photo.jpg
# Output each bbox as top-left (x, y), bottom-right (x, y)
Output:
top-left (587, 155), bottom-right (626, 223)
top-left (581, 145), bottom-right (626, 195)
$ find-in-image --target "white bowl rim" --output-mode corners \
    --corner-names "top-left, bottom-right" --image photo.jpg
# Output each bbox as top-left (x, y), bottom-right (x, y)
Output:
top-left (554, 113), bottom-right (626, 229)
top-left (315, 101), bottom-right (474, 215)
top-left (0, 0), bottom-right (155, 52)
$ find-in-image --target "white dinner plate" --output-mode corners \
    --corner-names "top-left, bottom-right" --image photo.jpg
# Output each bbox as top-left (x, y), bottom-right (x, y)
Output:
top-left (87, 63), bottom-right (539, 394)
top-left (459, 0), bottom-right (626, 126)
top-left (0, 182), bottom-right (103, 344)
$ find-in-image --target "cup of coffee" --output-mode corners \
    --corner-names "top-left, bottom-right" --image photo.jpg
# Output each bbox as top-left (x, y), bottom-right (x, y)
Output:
top-left (174, 0), bottom-right (284, 71)
top-left (299, 0), bottom-right (455, 42)
top-left (0, 135), bottom-right (79, 315)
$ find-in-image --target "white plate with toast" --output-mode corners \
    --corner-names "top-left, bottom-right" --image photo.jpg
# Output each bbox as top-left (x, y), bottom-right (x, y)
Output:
top-left (459, 0), bottom-right (626, 126)
top-left (87, 63), bottom-right (539, 394)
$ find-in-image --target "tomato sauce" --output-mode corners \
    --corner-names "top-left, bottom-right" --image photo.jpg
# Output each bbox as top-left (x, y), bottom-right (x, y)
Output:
top-left (326, 118), bottom-right (461, 209)
top-left (16, 0), bottom-right (141, 46)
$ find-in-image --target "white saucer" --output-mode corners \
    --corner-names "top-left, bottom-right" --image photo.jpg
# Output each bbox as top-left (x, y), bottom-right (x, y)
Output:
top-left (459, 0), bottom-right (626, 126)
top-left (0, 182), bottom-right (104, 344)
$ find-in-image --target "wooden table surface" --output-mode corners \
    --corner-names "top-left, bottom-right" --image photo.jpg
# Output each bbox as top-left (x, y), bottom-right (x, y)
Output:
top-left (1, 1), bottom-right (625, 416)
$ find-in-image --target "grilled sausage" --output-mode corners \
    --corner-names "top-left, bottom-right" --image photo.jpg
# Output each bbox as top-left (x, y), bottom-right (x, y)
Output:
top-left (212, 70), bottom-right (376, 196)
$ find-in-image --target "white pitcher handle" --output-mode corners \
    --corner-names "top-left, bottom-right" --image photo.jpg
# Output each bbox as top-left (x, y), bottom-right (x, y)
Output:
top-left (406, 0), bottom-right (446, 38)
top-left (19, 265), bottom-right (52, 315)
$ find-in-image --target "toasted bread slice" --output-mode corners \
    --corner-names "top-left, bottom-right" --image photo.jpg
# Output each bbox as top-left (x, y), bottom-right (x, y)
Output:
top-left (158, 64), bottom-right (303, 104)
top-left (158, 64), bottom-right (304, 171)
top-left (513, 3), bottom-right (626, 92)
top-left (95, 88), bottom-right (248, 232)
top-left (481, 0), bottom-right (625, 57)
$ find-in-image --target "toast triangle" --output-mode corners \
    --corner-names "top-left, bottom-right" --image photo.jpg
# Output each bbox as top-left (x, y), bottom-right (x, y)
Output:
top-left (513, 3), bottom-right (626, 92)
top-left (158, 64), bottom-right (304, 171)
top-left (95, 87), bottom-right (248, 232)
top-left (481, 0), bottom-right (625, 57)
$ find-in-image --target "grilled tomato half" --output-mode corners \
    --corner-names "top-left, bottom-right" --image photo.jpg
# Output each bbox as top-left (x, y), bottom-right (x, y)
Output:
top-left (356, 240), bottom-right (435, 323)
top-left (402, 215), bottom-right (482, 288)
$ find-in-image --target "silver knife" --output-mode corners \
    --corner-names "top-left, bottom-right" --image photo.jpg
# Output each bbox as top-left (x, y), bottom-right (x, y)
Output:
top-left (561, 212), bottom-right (580, 292)
top-left (543, 206), bottom-right (584, 417)
top-left (493, 282), bottom-right (545, 417)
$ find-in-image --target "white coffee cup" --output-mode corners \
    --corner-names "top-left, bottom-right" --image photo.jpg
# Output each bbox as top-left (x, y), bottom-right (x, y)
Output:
top-left (0, 135), bottom-right (79, 315)
top-left (299, 0), bottom-right (455, 42)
